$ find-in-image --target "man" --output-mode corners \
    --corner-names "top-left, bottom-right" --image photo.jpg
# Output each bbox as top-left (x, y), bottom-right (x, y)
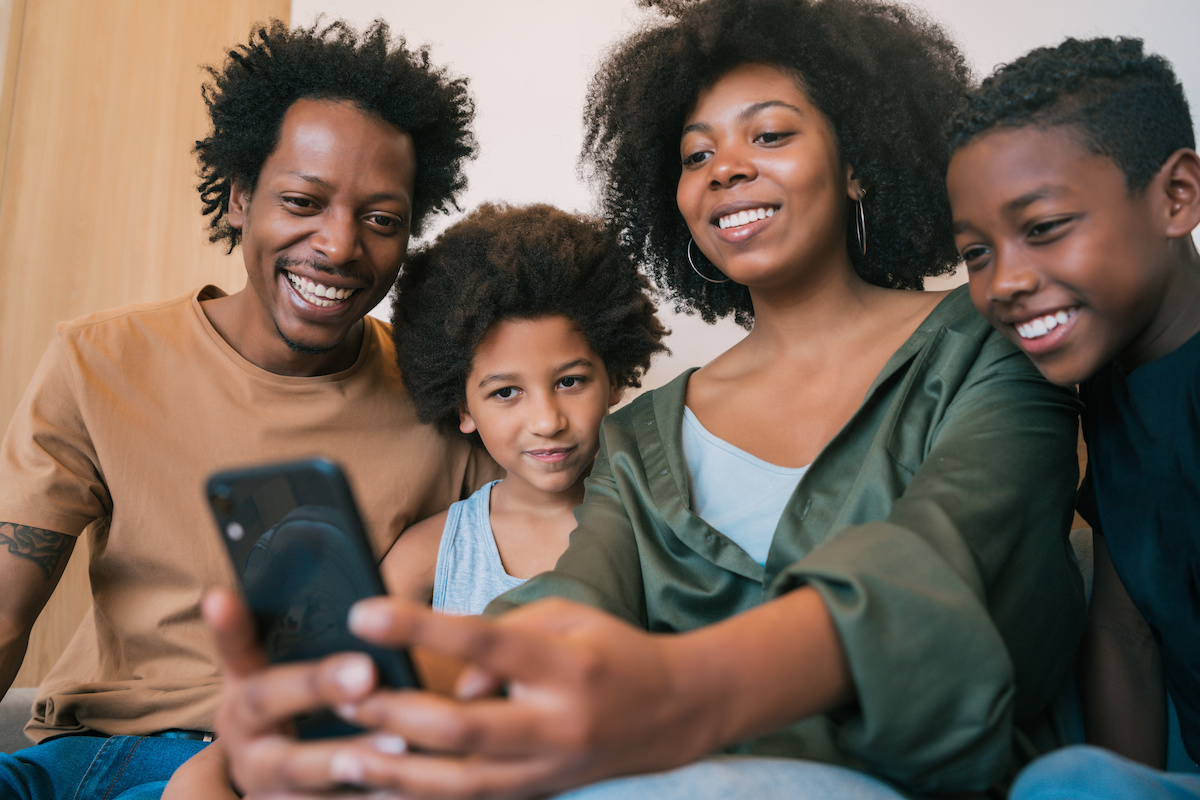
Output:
top-left (0, 18), bottom-right (493, 799)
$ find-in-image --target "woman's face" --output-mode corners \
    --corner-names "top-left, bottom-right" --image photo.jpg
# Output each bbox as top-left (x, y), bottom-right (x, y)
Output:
top-left (677, 63), bottom-right (858, 290)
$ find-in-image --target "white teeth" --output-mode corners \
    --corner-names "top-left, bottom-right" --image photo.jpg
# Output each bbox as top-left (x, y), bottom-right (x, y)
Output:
top-left (717, 207), bottom-right (774, 229)
top-left (1016, 309), bottom-right (1076, 340)
top-left (286, 273), bottom-right (357, 307)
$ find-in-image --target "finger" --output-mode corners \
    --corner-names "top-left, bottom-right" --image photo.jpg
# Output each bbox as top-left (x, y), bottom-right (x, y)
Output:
top-left (226, 652), bottom-right (380, 738)
top-left (335, 743), bottom-right (570, 800)
top-left (349, 599), bottom-right (575, 685)
top-left (232, 732), bottom-right (388, 796)
top-left (203, 587), bottom-right (268, 677)
top-left (343, 690), bottom-right (546, 757)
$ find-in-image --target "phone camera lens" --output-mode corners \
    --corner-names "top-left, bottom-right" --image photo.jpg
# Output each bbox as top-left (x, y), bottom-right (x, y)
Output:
top-left (211, 485), bottom-right (233, 515)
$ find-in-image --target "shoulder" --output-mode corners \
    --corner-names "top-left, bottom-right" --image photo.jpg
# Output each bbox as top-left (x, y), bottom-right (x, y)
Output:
top-left (380, 507), bottom-right (450, 600)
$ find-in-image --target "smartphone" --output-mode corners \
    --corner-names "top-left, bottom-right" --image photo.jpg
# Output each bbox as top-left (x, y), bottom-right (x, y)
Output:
top-left (206, 456), bottom-right (420, 738)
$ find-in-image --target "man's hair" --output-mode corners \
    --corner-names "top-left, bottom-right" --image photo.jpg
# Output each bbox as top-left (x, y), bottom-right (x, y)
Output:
top-left (392, 203), bottom-right (669, 441)
top-left (195, 18), bottom-right (476, 250)
top-left (950, 37), bottom-right (1195, 194)
top-left (582, 0), bottom-right (972, 326)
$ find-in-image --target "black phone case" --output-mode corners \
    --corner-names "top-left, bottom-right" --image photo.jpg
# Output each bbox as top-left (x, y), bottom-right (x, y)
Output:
top-left (206, 456), bottom-right (420, 738)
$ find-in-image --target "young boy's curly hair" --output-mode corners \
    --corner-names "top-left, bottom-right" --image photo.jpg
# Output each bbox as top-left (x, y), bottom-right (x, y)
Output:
top-left (949, 36), bottom-right (1195, 194)
top-left (195, 18), bottom-right (475, 251)
top-left (392, 203), bottom-right (669, 440)
top-left (582, 0), bottom-right (972, 327)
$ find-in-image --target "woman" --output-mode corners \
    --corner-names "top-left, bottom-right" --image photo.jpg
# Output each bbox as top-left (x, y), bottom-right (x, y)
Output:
top-left (207, 1), bottom-right (1086, 798)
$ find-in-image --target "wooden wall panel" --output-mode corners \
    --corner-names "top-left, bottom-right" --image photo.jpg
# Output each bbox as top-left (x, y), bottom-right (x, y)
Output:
top-left (2, 0), bottom-right (289, 688)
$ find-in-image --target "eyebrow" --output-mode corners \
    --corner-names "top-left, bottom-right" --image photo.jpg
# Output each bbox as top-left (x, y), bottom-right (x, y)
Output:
top-left (681, 100), bottom-right (805, 137)
top-left (951, 185), bottom-right (1072, 234)
top-left (475, 358), bottom-right (597, 389)
top-left (285, 172), bottom-right (410, 204)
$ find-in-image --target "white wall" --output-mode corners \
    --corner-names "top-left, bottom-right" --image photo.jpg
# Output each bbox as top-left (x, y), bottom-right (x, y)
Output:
top-left (291, 0), bottom-right (1200, 395)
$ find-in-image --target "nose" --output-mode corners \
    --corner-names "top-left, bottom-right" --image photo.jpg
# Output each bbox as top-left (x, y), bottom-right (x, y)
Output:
top-left (311, 210), bottom-right (363, 266)
top-left (987, 251), bottom-right (1040, 304)
top-left (527, 391), bottom-right (567, 438)
top-left (708, 144), bottom-right (757, 188)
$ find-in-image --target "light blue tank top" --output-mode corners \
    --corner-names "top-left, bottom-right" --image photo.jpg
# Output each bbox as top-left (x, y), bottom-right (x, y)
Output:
top-left (432, 480), bottom-right (526, 615)
top-left (681, 407), bottom-right (808, 566)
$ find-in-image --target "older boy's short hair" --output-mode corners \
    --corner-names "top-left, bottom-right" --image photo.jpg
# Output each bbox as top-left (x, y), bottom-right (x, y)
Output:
top-left (949, 37), bottom-right (1195, 193)
top-left (195, 18), bottom-right (476, 250)
top-left (392, 203), bottom-right (669, 440)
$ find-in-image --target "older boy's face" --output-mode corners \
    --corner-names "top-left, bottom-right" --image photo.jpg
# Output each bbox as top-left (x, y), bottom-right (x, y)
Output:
top-left (947, 126), bottom-right (1173, 386)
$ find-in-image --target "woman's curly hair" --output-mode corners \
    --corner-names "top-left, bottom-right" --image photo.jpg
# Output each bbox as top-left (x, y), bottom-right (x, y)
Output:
top-left (392, 203), bottom-right (669, 441)
top-left (195, 18), bottom-right (475, 251)
top-left (949, 37), bottom-right (1195, 194)
top-left (582, 0), bottom-right (971, 326)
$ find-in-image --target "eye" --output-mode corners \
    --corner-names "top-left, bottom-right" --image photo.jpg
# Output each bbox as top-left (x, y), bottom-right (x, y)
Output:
top-left (490, 386), bottom-right (519, 401)
top-left (365, 212), bottom-right (405, 234)
top-left (282, 195), bottom-right (319, 213)
top-left (754, 131), bottom-right (792, 145)
top-left (958, 244), bottom-right (992, 273)
top-left (1027, 217), bottom-right (1072, 239)
top-left (681, 149), bottom-right (711, 167)
top-left (558, 375), bottom-right (586, 390)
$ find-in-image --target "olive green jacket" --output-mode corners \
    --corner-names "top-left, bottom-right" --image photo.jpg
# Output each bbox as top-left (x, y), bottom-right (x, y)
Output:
top-left (491, 287), bottom-right (1086, 797)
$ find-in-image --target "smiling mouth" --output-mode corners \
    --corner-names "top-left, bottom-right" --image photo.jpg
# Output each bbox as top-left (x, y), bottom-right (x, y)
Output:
top-left (1014, 308), bottom-right (1078, 340)
top-left (526, 447), bottom-right (574, 464)
top-left (286, 272), bottom-right (358, 308)
top-left (717, 207), bottom-right (775, 230)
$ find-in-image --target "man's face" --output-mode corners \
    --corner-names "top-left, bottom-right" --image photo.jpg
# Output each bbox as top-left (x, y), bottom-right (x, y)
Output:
top-left (228, 97), bottom-right (416, 373)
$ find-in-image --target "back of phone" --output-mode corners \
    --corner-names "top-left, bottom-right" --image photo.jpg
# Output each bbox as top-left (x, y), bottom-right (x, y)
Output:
top-left (206, 457), bottom-right (419, 737)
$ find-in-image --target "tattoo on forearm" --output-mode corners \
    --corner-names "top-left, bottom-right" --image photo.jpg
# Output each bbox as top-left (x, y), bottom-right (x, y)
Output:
top-left (0, 522), bottom-right (72, 580)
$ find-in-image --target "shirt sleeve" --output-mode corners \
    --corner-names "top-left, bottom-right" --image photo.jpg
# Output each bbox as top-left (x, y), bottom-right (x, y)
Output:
top-left (0, 333), bottom-right (109, 537)
top-left (486, 421), bottom-right (648, 626)
top-left (771, 336), bottom-right (1086, 792)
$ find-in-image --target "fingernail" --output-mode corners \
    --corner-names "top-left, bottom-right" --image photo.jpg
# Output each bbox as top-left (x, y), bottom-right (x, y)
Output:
top-left (335, 654), bottom-right (374, 694)
top-left (335, 702), bottom-right (360, 721)
top-left (372, 733), bottom-right (408, 754)
top-left (348, 601), bottom-right (388, 635)
top-left (330, 751), bottom-right (364, 783)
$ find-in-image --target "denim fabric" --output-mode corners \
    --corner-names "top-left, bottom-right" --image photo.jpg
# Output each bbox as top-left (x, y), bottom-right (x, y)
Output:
top-left (1011, 746), bottom-right (1200, 800)
top-left (0, 734), bottom-right (207, 800)
top-left (553, 756), bottom-right (907, 800)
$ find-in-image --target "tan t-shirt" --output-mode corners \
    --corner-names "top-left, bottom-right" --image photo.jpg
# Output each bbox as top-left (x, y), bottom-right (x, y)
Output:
top-left (0, 286), bottom-right (497, 740)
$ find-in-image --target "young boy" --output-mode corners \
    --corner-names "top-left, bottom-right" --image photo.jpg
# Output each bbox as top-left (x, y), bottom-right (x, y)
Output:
top-left (946, 36), bottom-right (1200, 799)
top-left (163, 202), bottom-right (667, 797)
top-left (381, 202), bottom-right (668, 614)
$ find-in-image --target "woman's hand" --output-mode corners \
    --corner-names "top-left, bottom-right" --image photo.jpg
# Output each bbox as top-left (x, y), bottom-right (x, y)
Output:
top-left (204, 587), bottom-right (847, 799)
top-left (324, 596), bottom-right (718, 799)
top-left (203, 588), bottom-right (385, 797)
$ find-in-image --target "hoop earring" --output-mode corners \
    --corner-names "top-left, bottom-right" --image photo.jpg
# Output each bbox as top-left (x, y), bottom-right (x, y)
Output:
top-left (854, 189), bottom-right (868, 257)
top-left (687, 238), bottom-right (730, 284)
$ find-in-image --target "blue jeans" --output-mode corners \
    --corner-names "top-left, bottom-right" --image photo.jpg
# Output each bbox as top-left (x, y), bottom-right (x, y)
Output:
top-left (554, 756), bottom-right (907, 800)
top-left (1011, 746), bottom-right (1200, 800)
top-left (0, 734), bottom-right (208, 800)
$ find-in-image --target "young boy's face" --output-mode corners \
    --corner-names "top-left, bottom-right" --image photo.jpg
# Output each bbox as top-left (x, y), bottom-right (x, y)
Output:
top-left (947, 126), bottom-right (1174, 386)
top-left (459, 315), bottom-right (620, 499)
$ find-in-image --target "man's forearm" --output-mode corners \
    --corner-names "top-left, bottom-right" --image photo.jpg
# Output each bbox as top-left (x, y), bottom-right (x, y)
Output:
top-left (0, 522), bottom-right (76, 697)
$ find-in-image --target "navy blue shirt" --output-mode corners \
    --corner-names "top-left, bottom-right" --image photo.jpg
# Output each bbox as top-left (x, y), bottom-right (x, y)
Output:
top-left (1079, 330), bottom-right (1200, 764)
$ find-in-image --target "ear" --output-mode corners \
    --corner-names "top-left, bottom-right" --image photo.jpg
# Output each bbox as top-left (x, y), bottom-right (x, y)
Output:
top-left (227, 181), bottom-right (250, 231)
top-left (607, 376), bottom-right (622, 408)
top-left (458, 405), bottom-right (477, 435)
top-left (845, 165), bottom-right (866, 201)
top-left (1160, 148), bottom-right (1200, 239)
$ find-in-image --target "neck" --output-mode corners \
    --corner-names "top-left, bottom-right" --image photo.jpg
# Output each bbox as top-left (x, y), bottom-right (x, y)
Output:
top-left (741, 263), bottom-right (887, 358)
top-left (1119, 239), bottom-right (1200, 372)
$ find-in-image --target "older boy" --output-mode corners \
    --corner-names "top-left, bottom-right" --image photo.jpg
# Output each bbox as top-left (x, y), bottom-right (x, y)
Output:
top-left (947, 36), bottom-right (1200, 798)
top-left (0, 18), bottom-right (495, 799)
